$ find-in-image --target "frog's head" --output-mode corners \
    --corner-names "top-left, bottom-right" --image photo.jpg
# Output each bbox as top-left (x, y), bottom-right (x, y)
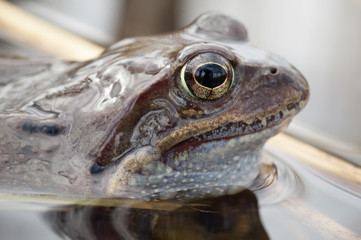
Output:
top-left (90, 13), bottom-right (309, 200)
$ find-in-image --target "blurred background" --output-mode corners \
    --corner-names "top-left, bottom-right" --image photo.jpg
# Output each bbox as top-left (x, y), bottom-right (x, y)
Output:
top-left (1, 0), bottom-right (361, 164)
top-left (0, 1), bottom-right (360, 239)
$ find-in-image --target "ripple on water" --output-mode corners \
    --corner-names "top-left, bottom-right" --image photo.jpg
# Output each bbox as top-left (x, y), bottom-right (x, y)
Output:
top-left (250, 151), bottom-right (304, 206)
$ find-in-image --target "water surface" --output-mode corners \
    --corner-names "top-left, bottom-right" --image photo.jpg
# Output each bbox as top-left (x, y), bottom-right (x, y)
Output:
top-left (0, 145), bottom-right (360, 240)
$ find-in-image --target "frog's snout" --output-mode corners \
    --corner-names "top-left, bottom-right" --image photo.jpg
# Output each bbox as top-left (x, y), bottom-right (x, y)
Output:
top-left (281, 67), bottom-right (310, 117)
top-left (287, 66), bottom-right (310, 104)
top-left (267, 64), bottom-right (310, 107)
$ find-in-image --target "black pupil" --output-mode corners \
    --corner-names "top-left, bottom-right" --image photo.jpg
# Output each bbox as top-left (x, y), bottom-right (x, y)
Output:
top-left (194, 64), bottom-right (227, 88)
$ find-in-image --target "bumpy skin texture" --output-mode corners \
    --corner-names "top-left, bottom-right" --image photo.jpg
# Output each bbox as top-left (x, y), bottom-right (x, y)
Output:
top-left (0, 13), bottom-right (309, 200)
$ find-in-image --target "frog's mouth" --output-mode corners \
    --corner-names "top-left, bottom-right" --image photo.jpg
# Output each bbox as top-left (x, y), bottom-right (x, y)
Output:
top-left (162, 100), bottom-right (303, 158)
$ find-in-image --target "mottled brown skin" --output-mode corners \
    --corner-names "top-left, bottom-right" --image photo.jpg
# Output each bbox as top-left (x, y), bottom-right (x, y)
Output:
top-left (0, 13), bottom-right (309, 200)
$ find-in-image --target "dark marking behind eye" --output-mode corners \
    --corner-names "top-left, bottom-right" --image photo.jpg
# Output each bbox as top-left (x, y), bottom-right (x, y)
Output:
top-left (90, 163), bottom-right (105, 174)
top-left (22, 121), bottom-right (65, 136)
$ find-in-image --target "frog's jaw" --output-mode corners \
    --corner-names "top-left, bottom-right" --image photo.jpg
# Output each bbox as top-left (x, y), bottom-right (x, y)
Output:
top-left (105, 118), bottom-right (288, 201)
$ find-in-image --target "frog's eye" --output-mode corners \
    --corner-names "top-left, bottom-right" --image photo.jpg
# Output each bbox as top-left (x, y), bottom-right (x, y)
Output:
top-left (180, 52), bottom-right (234, 100)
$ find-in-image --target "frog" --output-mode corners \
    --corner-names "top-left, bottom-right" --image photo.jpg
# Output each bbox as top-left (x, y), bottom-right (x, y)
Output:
top-left (0, 13), bottom-right (309, 201)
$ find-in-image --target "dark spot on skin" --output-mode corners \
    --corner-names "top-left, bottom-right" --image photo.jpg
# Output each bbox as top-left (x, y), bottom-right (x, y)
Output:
top-left (250, 119), bottom-right (263, 132)
top-left (21, 145), bottom-right (34, 154)
top-left (39, 124), bottom-right (64, 136)
top-left (287, 103), bottom-right (299, 111)
top-left (266, 111), bottom-right (284, 127)
top-left (21, 121), bottom-right (64, 136)
top-left (266, 115), bottom-right (275, 126)
top-left (90, 163), bottom-right (105, 174)
top-left (135, 169), bottom-right (143, 175)
top-left (22, 122), bottom-right (38, 133)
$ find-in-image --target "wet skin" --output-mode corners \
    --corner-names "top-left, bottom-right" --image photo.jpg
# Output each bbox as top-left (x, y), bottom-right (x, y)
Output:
top-left (0, 13), bottom-right (309, 200)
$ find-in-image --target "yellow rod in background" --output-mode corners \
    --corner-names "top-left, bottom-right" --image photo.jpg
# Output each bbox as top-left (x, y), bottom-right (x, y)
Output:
top-left (0, 0), bottom-right (105, 61)
top-left (268, 133), bottom-right (361, 188)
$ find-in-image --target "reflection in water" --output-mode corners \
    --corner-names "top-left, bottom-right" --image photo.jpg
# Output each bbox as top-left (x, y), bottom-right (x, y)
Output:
top-left (45, 190), bottom-right (268, 240)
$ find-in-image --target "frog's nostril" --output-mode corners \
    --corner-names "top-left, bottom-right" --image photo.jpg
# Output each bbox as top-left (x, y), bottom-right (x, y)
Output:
top-left (270, 68), bottom-right (278, 74)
